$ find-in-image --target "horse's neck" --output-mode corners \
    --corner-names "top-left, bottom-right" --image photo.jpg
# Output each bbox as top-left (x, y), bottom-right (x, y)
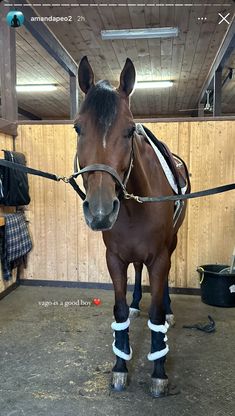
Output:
top-left (127, 133), bottom-right (162, 196)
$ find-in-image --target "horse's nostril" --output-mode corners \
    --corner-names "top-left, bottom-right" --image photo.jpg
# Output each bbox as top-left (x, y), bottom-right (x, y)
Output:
top-left (83, 200), bottom-right (93, 223)
top-left (83, 200), bottom-right (89, 213)
top-left (113, 198), bottom-right (120, 214)
top-left (84, 200), bottom-right (88, 206)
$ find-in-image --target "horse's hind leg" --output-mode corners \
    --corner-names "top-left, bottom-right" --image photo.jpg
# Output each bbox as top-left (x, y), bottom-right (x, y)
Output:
top-left (163, 279), bottom-right (175, 327)
top-left (164, 234), bottom-right (178, 327)
top-left (106, 250), bottom-right (132, 391)
top-left (147, 251), bottom-right (171, 397)
top-left (129, 262), bottom-right (143, 318)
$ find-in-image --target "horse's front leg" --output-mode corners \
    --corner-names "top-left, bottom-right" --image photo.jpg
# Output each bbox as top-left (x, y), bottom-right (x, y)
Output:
top-left (147, 250), bottom-right (171, 397)
top-left (129, 262), bottom-right (143, 318)
top-left (106, 250), bottom-right (132, 391)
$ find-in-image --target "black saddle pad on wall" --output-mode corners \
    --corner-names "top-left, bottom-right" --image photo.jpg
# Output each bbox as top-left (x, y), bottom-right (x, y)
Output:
top-left (0, 150), bottom-right (30, 206)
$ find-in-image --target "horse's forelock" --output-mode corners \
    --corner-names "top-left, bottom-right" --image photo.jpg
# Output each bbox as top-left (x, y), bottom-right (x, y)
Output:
top-left (80, 80), bottom-right (119, 134)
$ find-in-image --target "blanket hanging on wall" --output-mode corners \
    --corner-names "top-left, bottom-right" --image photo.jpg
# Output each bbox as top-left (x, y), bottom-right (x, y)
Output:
top-left (1, 212), bottom-right (33, 280)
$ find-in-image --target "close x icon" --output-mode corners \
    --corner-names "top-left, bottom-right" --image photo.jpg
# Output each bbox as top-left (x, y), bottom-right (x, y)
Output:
top-left (218, 13), bottom-right (230, 25)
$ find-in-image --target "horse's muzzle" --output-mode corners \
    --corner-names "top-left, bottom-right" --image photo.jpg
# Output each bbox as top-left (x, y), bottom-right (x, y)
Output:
top-left (83, 198), bottom-right (120, 231)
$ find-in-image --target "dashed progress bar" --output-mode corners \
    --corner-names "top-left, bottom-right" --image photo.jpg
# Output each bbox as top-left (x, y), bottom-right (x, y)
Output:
top-left (4, 3), bottom-right (233, 7)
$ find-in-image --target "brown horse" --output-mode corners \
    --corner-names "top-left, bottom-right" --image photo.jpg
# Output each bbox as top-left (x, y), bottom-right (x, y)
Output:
top-left (75, 56), bottom-right (190, 397)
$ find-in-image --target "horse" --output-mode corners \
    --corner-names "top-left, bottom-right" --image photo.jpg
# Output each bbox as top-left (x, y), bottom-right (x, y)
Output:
top-left (75, 56), bottom-right (190, 397)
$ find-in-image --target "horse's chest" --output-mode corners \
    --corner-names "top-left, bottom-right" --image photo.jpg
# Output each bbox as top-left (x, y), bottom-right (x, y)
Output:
top-left (120, 202), bottom-right (172, 234)
top-left (103, 213), bottom-right (171, 263)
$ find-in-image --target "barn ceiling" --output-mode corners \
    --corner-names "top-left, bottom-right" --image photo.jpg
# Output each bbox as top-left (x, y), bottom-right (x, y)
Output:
top-left (1, 1), bottom-right (235, 119)
top-left (16, 27), bottom-right (70, 119)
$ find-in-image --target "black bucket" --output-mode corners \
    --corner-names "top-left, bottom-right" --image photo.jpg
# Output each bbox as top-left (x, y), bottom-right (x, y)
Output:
top-left (197, 264), bottom-right (235, 307)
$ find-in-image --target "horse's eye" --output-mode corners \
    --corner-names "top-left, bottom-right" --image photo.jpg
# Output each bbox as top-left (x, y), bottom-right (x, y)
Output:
top-left (127, 127), bottom-right (136, 138)
top-left (74, 124), bottom-right (81, 135)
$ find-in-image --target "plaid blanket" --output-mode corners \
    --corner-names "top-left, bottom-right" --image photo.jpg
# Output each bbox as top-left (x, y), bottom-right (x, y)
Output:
top-left (1, 212), bottom-right (32, 280)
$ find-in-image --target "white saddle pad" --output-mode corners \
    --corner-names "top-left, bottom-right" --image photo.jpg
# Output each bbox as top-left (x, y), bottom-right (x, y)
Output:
top-left (136, 123), bottom-right (187, 195)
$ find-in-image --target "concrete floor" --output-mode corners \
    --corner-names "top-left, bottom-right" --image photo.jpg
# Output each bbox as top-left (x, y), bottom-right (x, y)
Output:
top-left (0, 286), bottom-right (234, 416)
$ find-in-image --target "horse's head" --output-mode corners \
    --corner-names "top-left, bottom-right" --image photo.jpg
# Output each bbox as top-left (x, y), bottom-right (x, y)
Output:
top-left (75, 56), bottom-right (136, 231)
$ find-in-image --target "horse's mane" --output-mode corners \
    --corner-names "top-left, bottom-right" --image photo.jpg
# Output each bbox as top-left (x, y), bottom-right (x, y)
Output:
top-left (80, 80), bottom-right (119, 134)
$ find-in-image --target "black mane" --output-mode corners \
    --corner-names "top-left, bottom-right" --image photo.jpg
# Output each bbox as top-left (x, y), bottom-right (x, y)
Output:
top-left (80, 80), bottom-right (119, 134)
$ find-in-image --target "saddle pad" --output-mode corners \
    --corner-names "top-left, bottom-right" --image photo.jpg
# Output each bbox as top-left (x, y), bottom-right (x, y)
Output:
top-left (136, 123), bottom-right (187, 195)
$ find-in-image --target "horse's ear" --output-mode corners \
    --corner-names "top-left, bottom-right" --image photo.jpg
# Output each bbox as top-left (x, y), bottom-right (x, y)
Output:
top-left (118, 58), bottom-right (136, 97)
top-left (78, 56), bottom-right (94, 94)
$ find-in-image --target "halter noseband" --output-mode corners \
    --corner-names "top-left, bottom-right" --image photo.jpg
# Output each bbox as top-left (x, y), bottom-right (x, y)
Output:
top-left (72, 135), bottom-right (135, 201)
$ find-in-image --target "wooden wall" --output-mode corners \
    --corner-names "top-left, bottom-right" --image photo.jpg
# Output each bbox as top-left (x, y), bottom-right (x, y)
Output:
top-left (16, 121), bottom-right (235, 288)
top-left (0, 132), bottom-right (16, 294)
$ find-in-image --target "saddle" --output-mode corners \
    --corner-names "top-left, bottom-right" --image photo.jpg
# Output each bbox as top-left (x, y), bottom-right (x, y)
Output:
top-left (141, 125), bottom-right (188, 194)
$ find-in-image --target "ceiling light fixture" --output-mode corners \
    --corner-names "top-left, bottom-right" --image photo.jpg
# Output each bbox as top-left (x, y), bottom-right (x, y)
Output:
top-left (135, 81), bottom-right (173, 89)
top-left (101, 27), bottom-right (179, 40)
top-left (16, 84), bottom-right (57, 92)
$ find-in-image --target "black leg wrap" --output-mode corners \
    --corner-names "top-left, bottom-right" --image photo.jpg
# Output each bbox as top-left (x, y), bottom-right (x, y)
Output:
top-left (130, 300), bottom-right (140, 310)
top-left (113, 328), bottom-right (132, 371)
top-left (111, 306), bottom-right (131, 391)
top-left (130, 285), bottom-right (142, 310)
top-left (150, 331), bottom-right (167, 379)
top-left (115, 328), bottom-right (130, 355)
top-left (111, 328), bottom-right (131, 391)
top-left (151, 331), bottom-right (165, 354)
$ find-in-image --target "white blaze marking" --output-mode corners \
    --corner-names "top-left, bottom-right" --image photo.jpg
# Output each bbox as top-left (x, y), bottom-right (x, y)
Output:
top-left (102, 134), bottom-right (107, 148)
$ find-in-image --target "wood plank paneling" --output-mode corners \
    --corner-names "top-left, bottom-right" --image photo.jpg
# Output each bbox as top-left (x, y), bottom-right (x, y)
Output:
top-left (16, 121), bottom-right (235, 288)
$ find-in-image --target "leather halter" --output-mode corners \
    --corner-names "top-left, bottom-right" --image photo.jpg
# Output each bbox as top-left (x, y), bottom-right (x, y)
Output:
top-left (72, 136), bottom-right (135, 201)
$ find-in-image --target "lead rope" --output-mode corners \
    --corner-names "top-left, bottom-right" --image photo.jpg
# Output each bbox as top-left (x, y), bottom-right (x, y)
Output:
top-left (123, 183), bottom-right (235, 203)
top-left (0, 156), bottom-right (234, 203)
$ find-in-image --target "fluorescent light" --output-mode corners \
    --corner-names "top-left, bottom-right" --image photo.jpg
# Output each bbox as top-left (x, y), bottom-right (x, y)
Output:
top-left (16, 84), bottom-right (57, 92)
top-left (135, 81), bottom-right (173, 89)
top-left (101, 27), bottom-right (179, 40)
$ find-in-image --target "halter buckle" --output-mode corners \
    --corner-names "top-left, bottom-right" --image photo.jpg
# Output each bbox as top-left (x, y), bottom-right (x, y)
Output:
top-left (57, 176), bottom-right (70, 183)
top-left (124, 193), bottom-right (143, 204)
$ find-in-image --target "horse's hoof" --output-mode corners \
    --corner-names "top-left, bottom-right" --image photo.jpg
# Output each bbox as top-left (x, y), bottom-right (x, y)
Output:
top-left (150, 378), bottom-right (169, 397)
top-left (166, 314), bottom-right (175, 327)
top-left (111, 372), bottom-right (128, 391)
top-left (129, 307), bottom-right (140, 319)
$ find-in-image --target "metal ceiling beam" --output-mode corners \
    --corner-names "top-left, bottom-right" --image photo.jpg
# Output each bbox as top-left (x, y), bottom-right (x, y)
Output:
top-left (14, 0), bottom-right (78, 76)
top-left (70, 75), bottom-right (79, 120)
top-left (198, 14), bottom-right (235, 104)
top-left (0, 99), bottom-right (41, 120)
top-left (18, 107), bottom-right (42, 120)
top-left (213, 68), bottom-right (222, 116)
